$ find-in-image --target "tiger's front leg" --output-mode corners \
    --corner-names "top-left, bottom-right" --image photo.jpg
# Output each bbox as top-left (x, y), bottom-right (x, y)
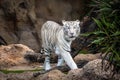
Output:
top-left (60, 51), bottom-right (78, 69)
top-left (44, 52), bottom-right (51, 71)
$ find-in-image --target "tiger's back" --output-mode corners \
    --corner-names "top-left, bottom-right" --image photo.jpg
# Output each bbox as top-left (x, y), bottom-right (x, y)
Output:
top-left (41, 21), bottom-right (62, 51)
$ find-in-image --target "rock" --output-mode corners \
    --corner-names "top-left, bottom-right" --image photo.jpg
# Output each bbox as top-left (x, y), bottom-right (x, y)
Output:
top-left (0, 0), bottom-right (41, 52)
top-left (74, 54), bottom-right (98, 68)
top-left (0, 36), bottom-right (7, 45)
top-left (18, 31), bottom-right (40, 52)
top-left (114, 74), bottom-right (120, 80)
top-left (40, 69), bottom-right (66, 80)
top-left (94, 53), bottom-right (102, 59)
top-left (74, 54), bottom-right (98, 63)
top-left (65, 69), bottom-right (83, 80)
top-left (0, 72), bottom-right (7, 80)
top-left (0, 70), bottom-right (65, 80)
top-left (95, 53), bottom-right (112, 60)
top-left (6, 71), bottom-right (34, 80)
top-left (82, 59), bottom-right (114, 80)
top-left (35, 0), bottom-right (72, 22)
top-left (0, 44), bottom-right (34, 69)
top-left (64, 59), bottom-right (119, 80)
top-left (0, 9), bottom-right (18, 44)
top-left (1, 58), bottom-right (119, 80)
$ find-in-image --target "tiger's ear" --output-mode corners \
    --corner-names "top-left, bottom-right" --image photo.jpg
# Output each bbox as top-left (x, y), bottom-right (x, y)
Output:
top-left (76, 20), bottom-right (80, 24)
top-left (62, 20), bottom-right (66, 25)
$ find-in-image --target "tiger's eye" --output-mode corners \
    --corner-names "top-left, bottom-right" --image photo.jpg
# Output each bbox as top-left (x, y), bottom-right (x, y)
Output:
top-left (67, 27), bottom-right (70, 29)
top-left (65, 25), bottom-right (70, 29)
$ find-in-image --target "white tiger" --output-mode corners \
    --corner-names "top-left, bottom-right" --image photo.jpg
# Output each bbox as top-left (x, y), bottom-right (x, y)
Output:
top-left (41, 20), bottom-right (80, 70)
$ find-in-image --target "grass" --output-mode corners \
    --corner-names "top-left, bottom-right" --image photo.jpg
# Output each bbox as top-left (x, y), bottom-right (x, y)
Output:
top-left (0, 68), bottom-right (44, 74)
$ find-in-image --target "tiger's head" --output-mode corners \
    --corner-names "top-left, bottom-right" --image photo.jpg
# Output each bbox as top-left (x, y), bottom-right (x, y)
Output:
top-left (62, 20), bottom-right (80, 41)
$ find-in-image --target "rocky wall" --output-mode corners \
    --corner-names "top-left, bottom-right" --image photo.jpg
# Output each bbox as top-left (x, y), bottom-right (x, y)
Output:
top-left (0, 0), bottom-right (91, 52)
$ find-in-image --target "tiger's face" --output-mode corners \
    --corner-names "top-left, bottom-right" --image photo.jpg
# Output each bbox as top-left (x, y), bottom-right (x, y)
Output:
top-left (62, 20), bottom-right (80, 41)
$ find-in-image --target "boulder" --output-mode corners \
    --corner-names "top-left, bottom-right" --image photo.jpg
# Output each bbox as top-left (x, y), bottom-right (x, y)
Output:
top-left (0, 70), bottom-right (66, 80)
top-left (64, 59), bottom-right (118, 80)
top-left (6, 72), bottom-right (34, 80)
top-left (40, 69), bottom-right (66, 80)
top-left (74, 54), bottom-right (98, 62)
top-left (82, 59), bottom-right (114, 80)
top-left (65, 69), bottom-right (83, 80)
top-left (0, 72), bottom-right (7, 80)
top-left (0, 44), bottom-right (34, 69)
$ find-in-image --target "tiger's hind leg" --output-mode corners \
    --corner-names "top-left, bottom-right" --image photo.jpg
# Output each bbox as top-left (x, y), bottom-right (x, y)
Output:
top-left (55, 47), bottom-right (64, 66)
top-left (44, 52), bottom-right (51, 71)
top-left (57, 55), bottom-right (64, 66)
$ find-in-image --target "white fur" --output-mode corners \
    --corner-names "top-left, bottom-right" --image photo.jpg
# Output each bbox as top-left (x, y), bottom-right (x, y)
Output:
top-left (41, 20), bottom-right (80, 70)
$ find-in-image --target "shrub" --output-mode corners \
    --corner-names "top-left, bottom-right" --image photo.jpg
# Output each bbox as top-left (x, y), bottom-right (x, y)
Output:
top-left (84, 0), bottom-right (120, 73)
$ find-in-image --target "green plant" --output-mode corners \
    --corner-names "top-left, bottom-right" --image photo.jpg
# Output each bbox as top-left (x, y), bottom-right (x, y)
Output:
top-left (0, 68), bottom-right (43, 74)
top-left (85, 0), bottom-right (120, 73)
top-left (93, 17), bottom-right (120, 67)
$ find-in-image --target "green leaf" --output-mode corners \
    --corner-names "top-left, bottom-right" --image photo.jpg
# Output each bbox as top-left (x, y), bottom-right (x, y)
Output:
top-left (80, 33), bottom-right (90, 37)
top-left (93, 18), bottom-right (103, 29)
top-left (91, 37), bottom-right (104, 44)
top-left (99, 8), bottom-right (112, 12)
top-left (80, 32), bottom-right (93, 37)
top-left (111, 31), bottom-right (120, 36)
top-left (93, 31), bottom-right (105, 35)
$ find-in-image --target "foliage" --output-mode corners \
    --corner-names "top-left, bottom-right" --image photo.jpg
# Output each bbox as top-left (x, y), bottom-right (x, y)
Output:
top-left (92, 17), bottom-right (120, 67)
top-left (85, 0), bottom-right (120, 72)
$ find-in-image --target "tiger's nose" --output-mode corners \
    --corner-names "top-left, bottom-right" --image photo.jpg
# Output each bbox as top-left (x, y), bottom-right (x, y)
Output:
top-left (70, 33), bottom-right (74, 35)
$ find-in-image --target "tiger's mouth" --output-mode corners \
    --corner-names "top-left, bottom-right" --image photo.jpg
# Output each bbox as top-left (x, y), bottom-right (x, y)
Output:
top-left (69, 36), bottom-right (76, 38)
